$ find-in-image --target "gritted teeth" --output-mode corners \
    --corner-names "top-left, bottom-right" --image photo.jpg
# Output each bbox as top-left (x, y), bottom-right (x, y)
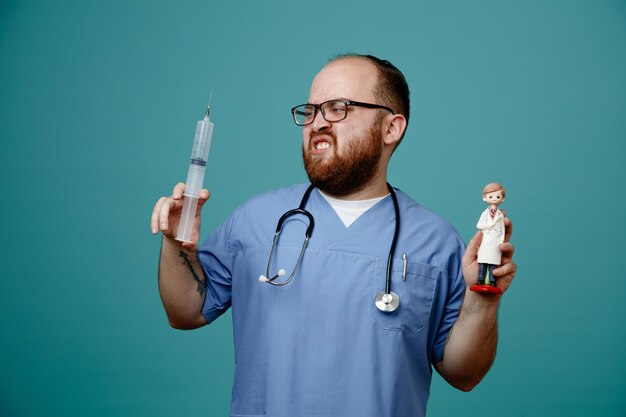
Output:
top-left (315, 141), bottom-right (330, 150)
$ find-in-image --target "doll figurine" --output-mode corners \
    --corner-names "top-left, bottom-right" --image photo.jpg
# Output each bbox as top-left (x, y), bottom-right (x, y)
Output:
top-left (471, 182), bottom-right (506, 294)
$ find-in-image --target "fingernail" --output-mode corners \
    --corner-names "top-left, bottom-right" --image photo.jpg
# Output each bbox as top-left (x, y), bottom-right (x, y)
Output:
top-left (161, 222), bottom-right (167, 229)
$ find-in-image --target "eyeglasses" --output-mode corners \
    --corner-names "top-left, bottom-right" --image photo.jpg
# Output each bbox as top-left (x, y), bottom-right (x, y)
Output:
top-left (291, 99), bottom-right (395, 126)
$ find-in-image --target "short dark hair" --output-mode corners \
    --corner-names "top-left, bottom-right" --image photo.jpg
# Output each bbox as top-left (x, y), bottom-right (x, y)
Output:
top-left (330, 54), bottom-right (411, 127)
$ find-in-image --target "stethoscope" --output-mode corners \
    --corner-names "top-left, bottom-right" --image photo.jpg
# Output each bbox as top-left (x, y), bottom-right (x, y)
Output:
top-left (258, 183), bottom-right (401, 313)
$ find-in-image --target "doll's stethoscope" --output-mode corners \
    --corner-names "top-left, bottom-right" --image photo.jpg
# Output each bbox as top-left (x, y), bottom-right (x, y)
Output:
top-left (258, 183), bottom-right (402, 313)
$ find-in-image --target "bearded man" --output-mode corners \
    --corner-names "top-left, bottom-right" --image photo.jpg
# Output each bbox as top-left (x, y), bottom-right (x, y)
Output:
top-left (151, 54), bottom-right (517, 417)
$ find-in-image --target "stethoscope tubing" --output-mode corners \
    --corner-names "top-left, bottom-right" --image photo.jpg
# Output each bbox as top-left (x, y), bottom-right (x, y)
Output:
top-left (263, 185), bottom-right (315, 286)
top-left (385, 183), bottom-right (400, 296)
top-left (263, 183), bottom-right (401, 312)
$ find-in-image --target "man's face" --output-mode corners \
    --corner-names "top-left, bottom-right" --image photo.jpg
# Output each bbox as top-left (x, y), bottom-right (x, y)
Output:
top-left (483, 190), bottom-right (505, 206)
top-left (301, 58), bottom-right (385, 196)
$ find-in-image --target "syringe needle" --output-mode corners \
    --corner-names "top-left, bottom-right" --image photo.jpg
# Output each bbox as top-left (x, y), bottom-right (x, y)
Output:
top-left (205, 91), bottom-right (213, 118)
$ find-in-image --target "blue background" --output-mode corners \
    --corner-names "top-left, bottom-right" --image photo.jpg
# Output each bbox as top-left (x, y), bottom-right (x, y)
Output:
top-left (1, 0), bottom-right (625, 416)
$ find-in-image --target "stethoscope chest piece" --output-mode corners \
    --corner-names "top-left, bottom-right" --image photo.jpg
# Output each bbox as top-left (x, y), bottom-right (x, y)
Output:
top-left (375, 291), bottom-right (400, 313)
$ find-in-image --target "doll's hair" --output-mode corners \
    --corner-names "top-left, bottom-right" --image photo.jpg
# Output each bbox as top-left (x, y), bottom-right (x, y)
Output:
top-left (482, 182), bottom-right (506, 198)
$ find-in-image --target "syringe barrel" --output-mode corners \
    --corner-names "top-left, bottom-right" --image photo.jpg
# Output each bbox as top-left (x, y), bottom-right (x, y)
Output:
top-left (184, 118), bottom-right (214, 197)
top-left (176, 117), bottom-right (214, 243)
top-left (176, 196), bottom-right (199, 243)
top-left (191, 118), bottom-right (213, 166)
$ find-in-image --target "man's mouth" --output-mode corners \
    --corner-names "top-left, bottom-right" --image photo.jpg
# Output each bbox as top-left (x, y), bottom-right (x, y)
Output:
top-left (311, 136), bottom-right (333, 154)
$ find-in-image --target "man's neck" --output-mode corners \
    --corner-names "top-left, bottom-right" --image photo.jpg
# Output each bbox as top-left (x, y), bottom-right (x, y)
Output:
top-left (323, 177), bottom-right (390, 201)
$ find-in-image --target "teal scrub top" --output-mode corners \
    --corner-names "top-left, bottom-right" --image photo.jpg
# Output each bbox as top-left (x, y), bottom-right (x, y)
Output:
top-left (199, 184), bottom-right (466, 417)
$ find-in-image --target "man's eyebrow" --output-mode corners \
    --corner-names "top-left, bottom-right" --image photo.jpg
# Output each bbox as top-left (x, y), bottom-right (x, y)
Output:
top-left (307, 97), bottom-right (350, 105)
top-left (324, 97), bottom-right (350, 102)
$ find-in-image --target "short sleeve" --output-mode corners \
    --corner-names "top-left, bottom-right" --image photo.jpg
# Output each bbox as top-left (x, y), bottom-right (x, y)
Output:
top-left (430, 238), bottom-right (466, 363)
top-left (197, 212), bottom-right (236, 324)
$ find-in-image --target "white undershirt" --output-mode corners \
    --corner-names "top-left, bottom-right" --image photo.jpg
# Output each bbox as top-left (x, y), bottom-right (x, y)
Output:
top-left (319, 191), bottom-right (389, 227)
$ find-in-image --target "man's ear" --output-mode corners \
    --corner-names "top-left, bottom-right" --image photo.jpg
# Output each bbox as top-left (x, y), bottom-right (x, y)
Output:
top-left (382, 114), bottom-right (407, 147)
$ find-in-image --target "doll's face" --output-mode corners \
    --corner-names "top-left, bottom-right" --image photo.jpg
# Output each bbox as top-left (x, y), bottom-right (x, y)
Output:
top-left (483, 190), bottom-right (505, 206)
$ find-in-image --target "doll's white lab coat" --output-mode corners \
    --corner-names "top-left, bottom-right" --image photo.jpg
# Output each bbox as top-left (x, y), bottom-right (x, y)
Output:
top-left (477, 207), bottom-right (505, 265)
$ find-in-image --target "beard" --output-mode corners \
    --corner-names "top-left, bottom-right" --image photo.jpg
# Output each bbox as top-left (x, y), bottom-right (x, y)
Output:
top-left (303, 123), bottom-right (382, 197)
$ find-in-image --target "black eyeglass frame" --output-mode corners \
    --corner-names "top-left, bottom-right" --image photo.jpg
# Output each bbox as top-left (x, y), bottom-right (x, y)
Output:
top-left (290, 99), bottom-right (395, 126)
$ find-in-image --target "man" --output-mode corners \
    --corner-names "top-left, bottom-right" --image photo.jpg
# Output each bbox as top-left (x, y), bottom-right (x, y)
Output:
top-left (151, 54), bottom-right (517, 417)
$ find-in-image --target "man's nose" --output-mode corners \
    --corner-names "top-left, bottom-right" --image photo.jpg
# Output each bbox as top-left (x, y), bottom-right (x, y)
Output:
top-left (311, 108), bottom-right (331, 131)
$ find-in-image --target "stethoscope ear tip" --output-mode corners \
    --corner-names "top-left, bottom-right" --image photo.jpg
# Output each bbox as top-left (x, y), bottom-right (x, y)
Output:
top-left (259, 275), bottom-right (269, 283)
top-left (277, 268), bottom-right (286, 277)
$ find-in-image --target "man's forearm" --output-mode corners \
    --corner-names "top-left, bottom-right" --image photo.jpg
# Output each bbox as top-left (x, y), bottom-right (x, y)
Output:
top-left (436, 290), bottom-right (500, 391)
top-left (158, 236), bottom-right (207, 329)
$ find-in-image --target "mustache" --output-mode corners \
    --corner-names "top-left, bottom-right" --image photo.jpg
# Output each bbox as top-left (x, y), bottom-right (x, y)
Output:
top-left (309, 131), bottom-right (336, 142)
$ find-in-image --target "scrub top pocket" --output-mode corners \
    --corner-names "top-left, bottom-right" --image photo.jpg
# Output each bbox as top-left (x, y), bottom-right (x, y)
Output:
top-left (371, 258), bottom-right (438, 334)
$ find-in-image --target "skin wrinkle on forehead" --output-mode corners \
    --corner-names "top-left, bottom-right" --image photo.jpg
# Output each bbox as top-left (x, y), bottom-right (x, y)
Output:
top-left (309, 58), bottom-right (380, 105)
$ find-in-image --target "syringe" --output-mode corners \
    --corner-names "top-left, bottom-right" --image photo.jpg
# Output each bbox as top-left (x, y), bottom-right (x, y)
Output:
top-left (176, 100), bottom-right (214, 243)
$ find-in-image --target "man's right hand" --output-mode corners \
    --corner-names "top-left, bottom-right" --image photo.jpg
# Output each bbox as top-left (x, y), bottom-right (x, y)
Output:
top-left (150, 182), bottom-right (211, 252)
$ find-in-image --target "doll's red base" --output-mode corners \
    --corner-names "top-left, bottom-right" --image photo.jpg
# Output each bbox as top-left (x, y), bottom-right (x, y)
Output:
top-left (470, 284), bottom-right (503, 294)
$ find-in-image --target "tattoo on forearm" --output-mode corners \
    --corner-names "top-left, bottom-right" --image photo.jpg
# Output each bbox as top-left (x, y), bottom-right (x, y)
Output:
top-left (179, 251), bottom-right (205, 296)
